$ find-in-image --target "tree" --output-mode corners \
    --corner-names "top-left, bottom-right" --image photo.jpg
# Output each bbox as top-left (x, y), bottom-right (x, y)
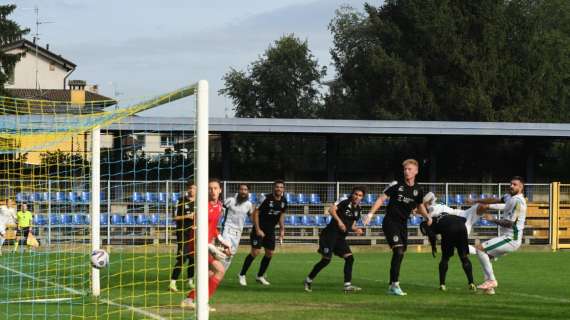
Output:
top-left (220, 34), bottom-right (326, 118)
top-left (326, 1), bottom-right (570, 122)
top-left (0, 5), bottom-right (29, 94)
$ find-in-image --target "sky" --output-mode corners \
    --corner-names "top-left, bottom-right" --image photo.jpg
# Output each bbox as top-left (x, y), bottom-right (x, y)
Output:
top-left (10, 0), bottom-right (383, 117)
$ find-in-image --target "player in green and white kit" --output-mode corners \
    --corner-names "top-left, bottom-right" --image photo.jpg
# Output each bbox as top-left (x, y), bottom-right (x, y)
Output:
top-left (220, 183), bottom-right (253, 270)
top-left (472, 176), bottom-right (527, 294)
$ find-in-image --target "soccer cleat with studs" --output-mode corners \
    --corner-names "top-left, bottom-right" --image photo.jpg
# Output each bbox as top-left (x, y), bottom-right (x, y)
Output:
top-left (256, 275), bottom-right (271, 286)
top-left (304, 279), bottom-right (312, 292)
top-left (468, 283), bottom-right (477, 292)
top-left (439, 284), bottom-right (447, 291)
top-left (343, 284), bottom-right (362, 293)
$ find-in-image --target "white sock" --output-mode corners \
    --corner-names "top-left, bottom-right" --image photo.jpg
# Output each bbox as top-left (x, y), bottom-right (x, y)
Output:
top-left (476, 249), bottom-right (496, 281)
top-left (170, 280), bottom-right (177, 287)
top-left (391, 281), bottom-right (399, 288)
top-left (188, 278), bottom-right (194, 285)
top-left (344, 282), bottom-right (351, 287)
top-left (468, 245), bottom-right (477, 255)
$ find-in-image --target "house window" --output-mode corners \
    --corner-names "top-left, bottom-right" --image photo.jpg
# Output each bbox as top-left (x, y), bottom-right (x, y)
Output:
top-left (49, 63), bottom-right (55, 71)
top-left (7, 70), bottom-right (14, 85)
top-left (136, 135), bottom-right (145, 146)
top-left (160, 135), bottom-right (173, 147)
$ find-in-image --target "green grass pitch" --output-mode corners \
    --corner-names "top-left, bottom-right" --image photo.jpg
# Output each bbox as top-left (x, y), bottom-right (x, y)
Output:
top-left (1, 249), bottom-right (569, 319)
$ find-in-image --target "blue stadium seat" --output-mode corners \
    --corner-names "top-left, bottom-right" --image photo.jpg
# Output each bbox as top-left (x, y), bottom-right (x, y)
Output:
top-left (244, 215), bottom-right (252, 226)
top-left (80, 191), bottom-right (90, 203)
top-left (145, 192), bottom-right (156, 203)
top-left (28, 192), bottom-right (41, 203)
top-left (100, 214), bottom-right (109, 226)
top-left (85, 215), bottom-right (91, 225)
top-left (150, 214), bottom-right (161, 225)
top-left (16, 192), bottom-right (28, 203)
top-left (111, 214), bottom-right (123, 225)
top-left (446, 195), bottom-right (455, 205)
top-left (293, 215), bottom-right (304, 226)
top-left (309, 193), bottom-right (321, 204)
top-left (158, 192), bottom-right (168, 203)
top-left (408, 215), bottom-right (422, 226)
top-left (285, 192), bottom-right (297, 204)
top-left (100, 192), bottom-right (107, 202)
top-left (123, 214), bottom-right (136, 225)
top-left (132, 192), bottom-right (143, 203)
top-left (67, 192), bottom-right (78, 203)
top-left (248, 193), bottom-right (257, 204)
top-left (297, 193), bottom-right (308, 205)
top-left (284, 215), bottom-right (294, 226)
top-left (49, 214), bottom-right (60, 225)
top-left (42, 192), bottom-right (51, 202)
top-left (356, 219), bottom-right (365, 227)
top-left (467, 193), bottom-right (478, 202)
top-left (33, 215), bottom-right (47, 226)
top-left (454, 194), bottom-right (465, 205)
top-left (372, 215), bottom-right (384, 226)
top-left (54, 192), bottom-right (66, 203)
top-left (316, 215), bottom-right (328, 226)
top-left (136, 215), bottom-right (149, 225)
top-left (60, 214), bottom-right (73, 225)
top-left (171, 192), bottom-right (180, 204)
top-left (72, 214), bottom-right (86, 225)
top-left (303, 215), bottom-right (317, 226)
top-left (364, 193), bottom-right (377, 205)
top-left (477, 218), bottom-right (493, 226)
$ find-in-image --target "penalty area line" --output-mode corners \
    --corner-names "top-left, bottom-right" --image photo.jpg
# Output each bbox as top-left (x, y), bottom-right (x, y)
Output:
top-left (0, 263), bottom-right (168, 320)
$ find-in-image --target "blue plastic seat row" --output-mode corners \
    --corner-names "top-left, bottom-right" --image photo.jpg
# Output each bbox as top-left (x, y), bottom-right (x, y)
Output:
top-left (16, 192), bottom-right (108, 203)
top-left (445, 194), bottom-right (499, 205)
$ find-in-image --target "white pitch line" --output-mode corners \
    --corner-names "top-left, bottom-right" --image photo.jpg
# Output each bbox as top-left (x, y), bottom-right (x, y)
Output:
top-left (0, 298), bottom-right (73, 304)
top-left (0, 264), bottom-right (167, 320)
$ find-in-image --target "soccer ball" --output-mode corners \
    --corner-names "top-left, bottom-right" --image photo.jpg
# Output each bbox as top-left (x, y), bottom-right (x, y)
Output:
top-left (91, 249), bottom-right (109, 269)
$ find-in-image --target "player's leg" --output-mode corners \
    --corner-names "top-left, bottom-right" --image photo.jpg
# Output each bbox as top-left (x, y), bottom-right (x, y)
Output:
top-left (455, 226), bottom-right (475, 290)
top-left (256, 234), bottom-right (275, 285)
top-left (305, 231), bottom-right (333, 291)
top-left (438, 237), bottom-right (453, 290)
top-left (185, 241), bottom-right (196, 288)
top-left (182, 255), bottom-right (226, 310)
top-left (474, 236), bottom-right (513, 291)
top-left (239, 229), bottom-right (262, 283)
top-left (170, 242), bottom-right (185, 292)
top-left (386, 220), bottom-right (407, 296)
top-left (221, 229), bottom-right (240, 270)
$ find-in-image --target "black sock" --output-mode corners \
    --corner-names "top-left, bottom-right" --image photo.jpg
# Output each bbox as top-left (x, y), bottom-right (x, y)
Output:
top-left (257, 255), bottom-right (272, 277)
top-left (240, 254), bottom-right (255, 276)
top-left (439, 257), bottom-right (450, 286)
top-left (187, 257), bottom-right (195, 279)
top-left (390, 248), bottom-right (405, 284)
top-left (308, 258), bottom-right (331, 280)
top-left (344, 255), bottom-right (354, 284)
top-left (460, 255), bottom-right (474, 284)
top-left (171, 254), bottom-right (183, 280)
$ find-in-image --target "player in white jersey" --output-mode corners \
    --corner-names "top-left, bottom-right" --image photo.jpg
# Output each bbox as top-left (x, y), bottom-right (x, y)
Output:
top-left (0, 200), bottom-right (9, 255)
top-left (422, 192), bottom-right (485, 237)
top-left (220, 183), bottom-right (253, 271)
top-left (471, 176), bottom-right (527, 294)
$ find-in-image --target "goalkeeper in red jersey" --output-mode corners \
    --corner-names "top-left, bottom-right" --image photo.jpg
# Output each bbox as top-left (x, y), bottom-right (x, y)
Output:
top-left (181, 179), bottom-right (230, 311)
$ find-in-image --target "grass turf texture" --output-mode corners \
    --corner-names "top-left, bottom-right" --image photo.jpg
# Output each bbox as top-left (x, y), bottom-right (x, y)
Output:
top-left (1, 250), bottom-right (569, 319)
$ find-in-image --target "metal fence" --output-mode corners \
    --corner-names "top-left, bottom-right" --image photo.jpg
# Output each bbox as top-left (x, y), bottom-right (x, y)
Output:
top-left (1, 180), bottom-right (555, 247)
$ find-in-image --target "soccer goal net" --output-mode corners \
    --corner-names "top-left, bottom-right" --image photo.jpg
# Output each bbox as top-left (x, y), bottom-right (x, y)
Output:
top-left (0, 80), bottom-right (209, 320)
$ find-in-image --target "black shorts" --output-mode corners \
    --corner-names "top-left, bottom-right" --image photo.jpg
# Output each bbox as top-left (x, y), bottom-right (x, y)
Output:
top-left (440, 226), bottom-right (469, 258)
top-left (383, 217), bottom-right (408, 250)
top-left (250, 229), bottom-right (276, 251)
top-left (318, 230), bottom-right (351, 258)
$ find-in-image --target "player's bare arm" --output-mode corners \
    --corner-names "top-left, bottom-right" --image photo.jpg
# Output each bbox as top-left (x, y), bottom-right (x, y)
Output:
top-left (253, 208), bottom-right (264, 238)
top-left (279, 212), bottom-right (285, 242)
top-left (351, 221), bottom-right (363, 236)
top-left (364, 194), bottom-right (387, 225)
top-left (330, 203), bottom-right (346, 232)
top-left (416, 203), bottom-right (432, 226)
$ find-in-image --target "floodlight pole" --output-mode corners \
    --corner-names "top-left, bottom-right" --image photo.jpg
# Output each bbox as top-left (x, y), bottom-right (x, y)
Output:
top-left (91, 126), bottom-right (101, 297)
top-left (195, 80), bottom-right (209, 320)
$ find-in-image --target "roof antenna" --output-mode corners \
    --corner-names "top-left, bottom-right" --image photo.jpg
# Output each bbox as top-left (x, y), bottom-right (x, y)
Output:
top-left (30, 5), bottom-right (54, 90)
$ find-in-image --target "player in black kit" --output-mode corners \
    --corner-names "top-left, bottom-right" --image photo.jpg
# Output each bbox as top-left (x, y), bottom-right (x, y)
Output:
top-left (420, 214), bottom-right (476, 292)
top-left (363, 159), bottom-right (431, 296)
top-left (238, 180), bottom-right (287, 286)
top-left (304, 186), bottom-right (366, 293)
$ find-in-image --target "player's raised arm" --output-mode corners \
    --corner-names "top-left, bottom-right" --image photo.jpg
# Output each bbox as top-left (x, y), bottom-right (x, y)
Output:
top-left (416, 203), bottom-right (432, 226)
top-left (364, 194), bottom-right (387, 225)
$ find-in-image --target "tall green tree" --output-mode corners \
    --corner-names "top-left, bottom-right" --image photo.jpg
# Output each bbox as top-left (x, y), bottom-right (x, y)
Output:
top-left (326, 1), bottom-right (570, 122)
top-left (220, 34), bottom-right (326, 118)
top-left (0, 5), bottom-right (29, 94)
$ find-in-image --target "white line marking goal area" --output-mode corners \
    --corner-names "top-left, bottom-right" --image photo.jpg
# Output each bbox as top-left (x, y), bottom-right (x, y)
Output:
top-left (0, 263), bottom-right (168, 320)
